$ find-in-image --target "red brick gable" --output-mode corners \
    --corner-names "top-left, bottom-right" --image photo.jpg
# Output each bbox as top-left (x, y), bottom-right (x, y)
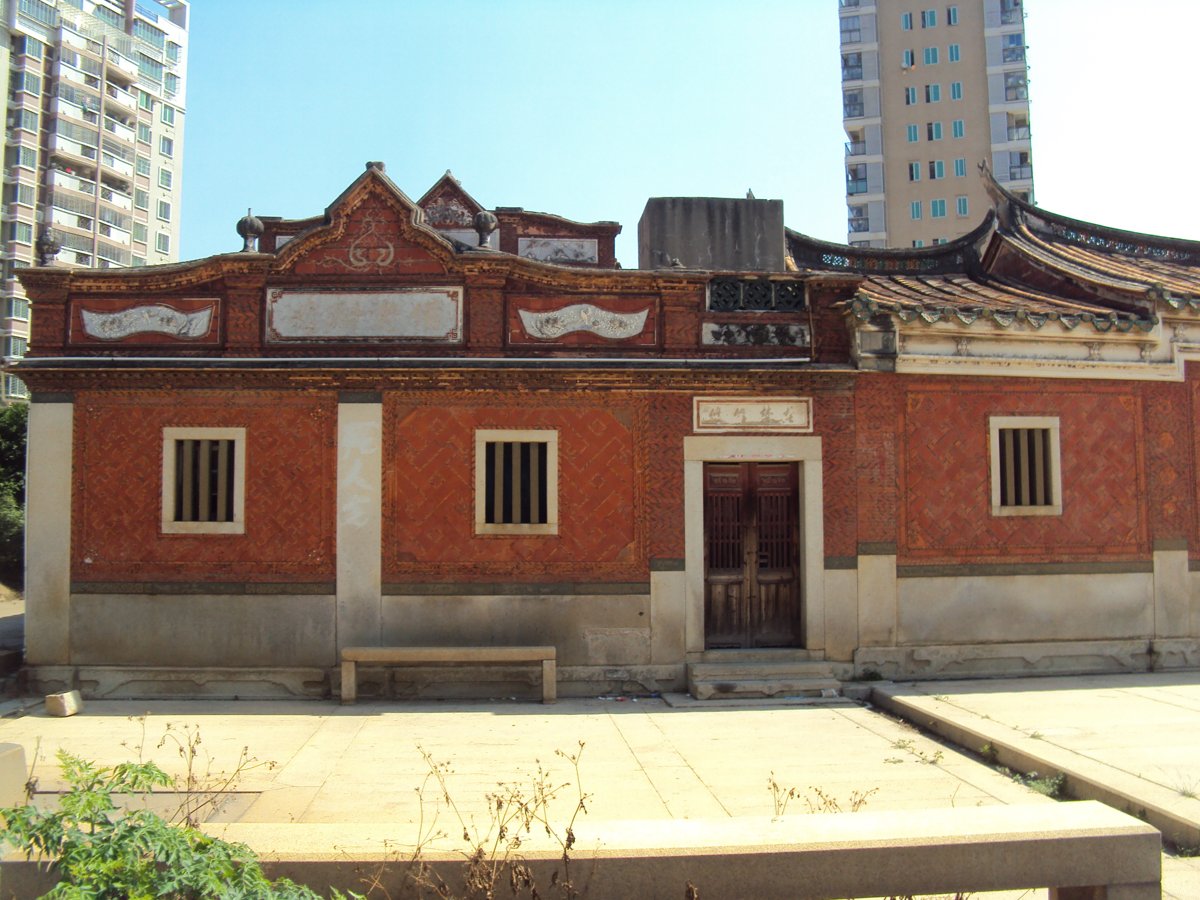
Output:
top-left (273, 167), bottom-right (453, 279)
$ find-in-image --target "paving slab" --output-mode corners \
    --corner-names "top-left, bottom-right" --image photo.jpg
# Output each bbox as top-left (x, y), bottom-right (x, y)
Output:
top-left (0, 690), bottom-right (1183, 897)
top-left (873, 671), bottom-right (1200, 899)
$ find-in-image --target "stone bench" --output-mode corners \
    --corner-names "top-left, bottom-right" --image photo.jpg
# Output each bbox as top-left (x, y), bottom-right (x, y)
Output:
top-left (339, 645), bottom-right (556, 704)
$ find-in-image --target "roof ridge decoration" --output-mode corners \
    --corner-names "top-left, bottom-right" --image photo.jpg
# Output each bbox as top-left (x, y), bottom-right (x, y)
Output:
top-left (981, 161), bottom-right (1200, 264)
top-left (785, 213), bottom-right (994, 275)
top-left (417, 170), bottom-right (486, 230)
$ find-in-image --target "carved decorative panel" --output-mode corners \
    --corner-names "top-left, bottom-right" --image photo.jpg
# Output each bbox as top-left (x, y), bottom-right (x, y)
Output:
top-left (693, 397), bottom-right (814, 434)
top-left (518, 237), bottom-right (599, 264)
top-left (507, 294), bottom-right (658, 348)
top-left (69, 298), bottom-right (220, 346)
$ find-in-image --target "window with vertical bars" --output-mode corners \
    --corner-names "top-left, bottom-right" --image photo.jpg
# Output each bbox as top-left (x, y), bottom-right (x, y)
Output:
top-left (475, 429), bottom-right (558, 534)
top-left (997, 428), bottom-right (1052, 508)
top-left (173, 439), bottom-right (236, 523)
top-left (990, 417), bottom-right (1061, 516)
top-left (484, 440), bottom-right (547, 526)
top-left (162, 427), bottom-right (245, 534)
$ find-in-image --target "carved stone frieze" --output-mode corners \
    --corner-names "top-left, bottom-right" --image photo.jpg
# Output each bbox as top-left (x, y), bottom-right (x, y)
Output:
top-left (518, 304), bottom-right (649, 341)
top-left (517, 238), bottom-right (599, 265)
top-left (80, 304), bottom-right (214, 341)
top-left (702, 323), bottom-right (810, 347)
top-left (692, 396), bottom-right (813, 434)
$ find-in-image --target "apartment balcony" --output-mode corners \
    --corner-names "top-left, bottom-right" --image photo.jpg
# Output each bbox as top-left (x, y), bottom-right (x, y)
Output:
top-left (104, 84), bottom-right (138, 113)
top-left (842, 65), bottom-right (863, 81)
top-left (1007, 125), bottom-right (1031, 141)
top-left (99, 184), bottom-right (133, 211)
top-left (107, 49), bottom-right (140, 81)
top-left (97, 222), bottom-right (131, 245)
top-left (50, 96), bottom-right (100, 125)
top-left (839, 0), bottom-right (861, 6)
top-left (1002, 46), bottom-right (1025, 62)
top-left (843, 103), bottom-right (865, 119)
top-left (46, 168), bottom-right (97, 196)
top-left (847, 178), bottom-right (869, 195)
top-left (845, 140), bottom-right (867, 156)
top-left (1001, 8), bottom-right (1022, 24)
top-left (1005, 87), bottom-right (1028, 102)
top-left (1009, 165), bottom-right (1033, 181)
top-left (103, 117), bottom-right (136, 142)
top-left (101, 152), bottom-right (134, 178)
top-left (848, 218), bottom-right (871, 233)
top-left (47, 134), bottom-right (100, 167)
top-left (53, 61), bottom-right (100, 90)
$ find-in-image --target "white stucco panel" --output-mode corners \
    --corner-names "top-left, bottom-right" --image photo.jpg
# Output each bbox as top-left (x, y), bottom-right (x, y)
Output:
top-left (266, 287), bottom-right (463, 342)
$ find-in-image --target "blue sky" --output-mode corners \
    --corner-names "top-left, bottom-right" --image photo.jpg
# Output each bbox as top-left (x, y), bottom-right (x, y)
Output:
top-left (180, 1), bottom-right (1200, 266)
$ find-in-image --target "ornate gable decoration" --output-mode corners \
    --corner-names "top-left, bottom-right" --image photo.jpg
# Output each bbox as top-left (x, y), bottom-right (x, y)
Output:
top-left (271, 167), bottom-right (456, 278)
top-left (418, 171), bottom-right (485, 229)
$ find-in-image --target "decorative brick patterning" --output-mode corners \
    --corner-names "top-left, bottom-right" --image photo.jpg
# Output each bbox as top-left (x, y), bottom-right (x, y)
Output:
top-left (384, 393), bottom-right (645, 581)
top-left (1144, 380), bottom-right (1195, 545)
top-left (647, 394), bottom-right (690, 558)
top-left (818, 389), bottom-right (858, 558)
top-left (72, 391), bottom-right (336, 582)
top-left (283, 185), bottom-right (448, 278)
top-left (900, 382), bottom-right (1148, 563)
top-left (854, 376), bottom-right (902, 547)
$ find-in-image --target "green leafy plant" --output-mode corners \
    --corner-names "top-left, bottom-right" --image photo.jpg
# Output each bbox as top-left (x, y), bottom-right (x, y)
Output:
top-left (0, 400), bottom-right (26, 586)
top-left (0, 750), bottom-right (344, 899)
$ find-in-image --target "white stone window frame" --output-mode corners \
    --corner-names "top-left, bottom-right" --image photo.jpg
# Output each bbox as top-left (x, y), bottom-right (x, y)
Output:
top-left (989, 415), bottom-right (1062, 517)
top-left (474, 428), bottom-right (558, 536)
top-left (161, 426), bottom-right (246, 535)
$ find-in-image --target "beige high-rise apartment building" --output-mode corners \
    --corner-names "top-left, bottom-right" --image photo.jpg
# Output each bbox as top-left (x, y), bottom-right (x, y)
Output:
top-left (839, 0), bottom-right (1032, 248)
top-left (0, 0), bottom-right (188, 400)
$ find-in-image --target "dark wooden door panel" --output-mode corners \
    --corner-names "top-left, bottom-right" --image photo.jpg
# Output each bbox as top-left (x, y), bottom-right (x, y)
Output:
top-left (704, 462), bottom-right (802, 649)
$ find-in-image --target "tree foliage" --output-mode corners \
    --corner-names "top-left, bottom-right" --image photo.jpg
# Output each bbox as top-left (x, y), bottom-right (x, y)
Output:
top-left (1, 750), bottom-right (336, 899)
top-left (0, 402), bottom-right (25, 585)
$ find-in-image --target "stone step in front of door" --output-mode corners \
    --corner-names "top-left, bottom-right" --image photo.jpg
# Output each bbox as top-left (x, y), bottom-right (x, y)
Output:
top-left (687, 659), bottom-right (842, 700)
top-left (694, 648), bottom-right (823, 664)
top-left (689, 660), bottom-right (838, 681)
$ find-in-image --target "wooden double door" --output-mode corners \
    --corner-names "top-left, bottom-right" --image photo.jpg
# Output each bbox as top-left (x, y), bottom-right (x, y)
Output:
top-left (703, 462), bottom-right (803, 649)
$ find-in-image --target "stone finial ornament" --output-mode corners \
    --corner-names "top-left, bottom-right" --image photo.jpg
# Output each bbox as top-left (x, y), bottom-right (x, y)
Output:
top-left (236, 208), bottom-right (264, 253)
top-left (473, 210), bottom-right (499, 248)
top-left (366, 161), bottom-right (386, 173)
top-left (35, 225), bottom-right (61, 266)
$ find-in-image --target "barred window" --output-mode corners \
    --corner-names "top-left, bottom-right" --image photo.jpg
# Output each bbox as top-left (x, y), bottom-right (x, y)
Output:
top-left (990, 417), bottom-right (1061, 516)
top-left (162, 428), bottom-right (245, 534)
top-left (475, 430), bottom-right (558, 535)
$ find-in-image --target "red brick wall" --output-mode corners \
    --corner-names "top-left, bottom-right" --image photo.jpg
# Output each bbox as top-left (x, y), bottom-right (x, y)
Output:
top-left (72, 391), bottom-right (337, 582)
top-left (383, 393), bottom-right (646, 582)
top-left (898, 380), bottom-right (1149, 564)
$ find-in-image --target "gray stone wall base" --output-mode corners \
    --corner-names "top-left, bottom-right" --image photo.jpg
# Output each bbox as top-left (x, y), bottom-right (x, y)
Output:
top-left (26, 666), bottom-right (330, 700)
top-left (852, 640), bottom-right (1196, 680)
top-left (22, 663), bottom-right (686, 702)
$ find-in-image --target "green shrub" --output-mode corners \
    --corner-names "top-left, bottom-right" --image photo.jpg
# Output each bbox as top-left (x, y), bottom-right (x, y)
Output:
top-left (1, 750), bottom-right (340, 899)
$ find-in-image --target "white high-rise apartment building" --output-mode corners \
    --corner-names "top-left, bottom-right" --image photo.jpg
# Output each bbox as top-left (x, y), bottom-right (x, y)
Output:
top-left (839, 0), bottom-right (1033, 249)
top-left (1, 0), bottom-right (188, 400)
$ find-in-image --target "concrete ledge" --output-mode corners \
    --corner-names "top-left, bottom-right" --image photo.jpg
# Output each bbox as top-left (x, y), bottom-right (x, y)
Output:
top-left (216, 803), bottom-right (1155, 899)
top-left (855, 640), bottom-right (1159, 680)
top-left (872, 683), bottom-right (1200, 850)
top-left (4, 803), bottom-right (1152, 899)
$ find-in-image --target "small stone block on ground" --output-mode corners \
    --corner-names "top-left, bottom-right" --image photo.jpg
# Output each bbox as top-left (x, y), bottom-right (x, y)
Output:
top-left (44, 690), bottom-right (82, 717)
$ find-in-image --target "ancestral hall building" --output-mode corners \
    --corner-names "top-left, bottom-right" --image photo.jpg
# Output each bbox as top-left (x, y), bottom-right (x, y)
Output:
top-left (12, 162), bottom-right (1200, 699)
